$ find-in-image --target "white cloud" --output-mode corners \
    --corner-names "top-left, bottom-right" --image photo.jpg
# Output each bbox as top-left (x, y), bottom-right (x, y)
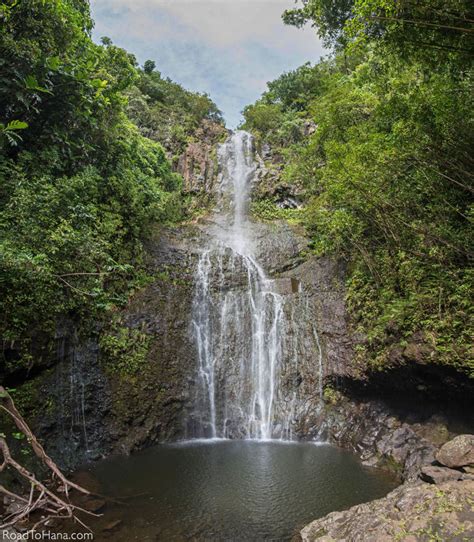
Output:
top-left (90, 0), bottom-right (325, 127)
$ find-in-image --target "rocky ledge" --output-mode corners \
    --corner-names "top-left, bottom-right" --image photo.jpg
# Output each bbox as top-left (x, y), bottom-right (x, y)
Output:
top-left (314, 398), bottom-right (442, 481)
top-left (300, 479), bottom-right (474, 541)
top-left (299, 435), bottom-right (474, 541)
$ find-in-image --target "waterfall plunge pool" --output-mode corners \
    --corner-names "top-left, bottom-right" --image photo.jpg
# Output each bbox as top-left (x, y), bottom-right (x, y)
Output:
top-left (75, 440), bottom-right (398, 541)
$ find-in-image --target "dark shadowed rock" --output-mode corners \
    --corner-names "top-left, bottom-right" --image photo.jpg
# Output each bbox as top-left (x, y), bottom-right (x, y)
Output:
top-left (312, 398), bottom-right (438, 481)
top-left (436, 434), bottom-right (474, 468)
top-left (420, 465), bottom-right (463, 484)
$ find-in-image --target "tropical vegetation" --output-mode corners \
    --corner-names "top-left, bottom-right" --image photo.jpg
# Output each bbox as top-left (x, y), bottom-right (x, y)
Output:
top-left (0, 0), bottom-right (221, 376)
top-left (243, 0), bottom-right (473, 375)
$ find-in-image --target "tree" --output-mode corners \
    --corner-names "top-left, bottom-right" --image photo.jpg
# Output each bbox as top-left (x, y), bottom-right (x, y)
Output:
top-left (247, 0), bottom-right (474, 377)
top-left (0, 0), bottom-right (182, 376)
top-left (283, 0), bottom-right (474, 63)
top-left (282, 0), bottom-right (354, 48)
top-left (143, 59), bottom-right (156, 74)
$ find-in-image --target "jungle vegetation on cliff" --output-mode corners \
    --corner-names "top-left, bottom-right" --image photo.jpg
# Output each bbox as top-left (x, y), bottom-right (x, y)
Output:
top-left (0, 0), bottom-right (221, 376)
top-left (243, 0), bottom-right (473, 376)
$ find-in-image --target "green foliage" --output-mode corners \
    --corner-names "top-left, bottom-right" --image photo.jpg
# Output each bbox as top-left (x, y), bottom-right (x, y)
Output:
top-left (265, 61), bottom-right (337, 110)
top-left (0, 0), bottom-right (209, 373)
top-left (250, 199), bottom-right (303, 224)
top-left (0, 120), bottom-right (28, 146)
top-left (143, 59), bottom-right (156, 75)
top-left (100, 326), bottom-right (151, 377)
top-left (346, 0), bottom-right (474, 66)
top-left (242, 102), bottom-right (285, 134)
top-left (322, 384), bottom-right (343, 405)
top-left (127, 68), bottom-right (223, 157)
top-left (242, 101), bottom-right (304, 150)
top-left (283, 0), bottom-right (354, 48)
top-left (241, 58), bottom-right (351, 150)
top-left (299, 56), bottom-right (473, 375)
top-left (284, 0), bottom-right (474, 66)
top-left (246, 1), bottom-right (474, 377)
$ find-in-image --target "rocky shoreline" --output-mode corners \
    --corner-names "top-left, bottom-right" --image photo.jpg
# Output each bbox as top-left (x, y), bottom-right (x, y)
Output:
top-left (298, 435), bottom-right (474, 541)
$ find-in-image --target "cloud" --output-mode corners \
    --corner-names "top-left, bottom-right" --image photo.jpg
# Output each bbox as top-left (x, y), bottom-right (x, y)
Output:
top-left (90, 0), bottom-right (325, 127)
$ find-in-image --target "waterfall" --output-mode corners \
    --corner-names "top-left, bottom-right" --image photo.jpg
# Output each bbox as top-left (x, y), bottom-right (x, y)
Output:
top-left (189, 131), bottom-right (321, 440)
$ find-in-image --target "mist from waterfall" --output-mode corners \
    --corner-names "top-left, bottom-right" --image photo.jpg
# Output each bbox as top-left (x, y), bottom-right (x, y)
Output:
top-left (189, 131), bottom-right (321, 440)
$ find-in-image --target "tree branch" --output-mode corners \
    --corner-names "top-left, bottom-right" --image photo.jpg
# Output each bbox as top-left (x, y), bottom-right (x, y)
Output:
top-left (0, 386), bottom-right (97, 532)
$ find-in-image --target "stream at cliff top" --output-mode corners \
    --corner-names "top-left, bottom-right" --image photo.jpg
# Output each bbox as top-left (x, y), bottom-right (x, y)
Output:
top-left (80, 440), bottom-right (398, 541)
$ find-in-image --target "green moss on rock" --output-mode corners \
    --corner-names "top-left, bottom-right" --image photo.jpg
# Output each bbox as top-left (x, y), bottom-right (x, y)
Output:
top-left (100, 326), bottom-right (151, 377)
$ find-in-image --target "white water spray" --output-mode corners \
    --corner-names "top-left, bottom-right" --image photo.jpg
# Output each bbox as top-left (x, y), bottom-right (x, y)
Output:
top-left (190, 131), bottom-right (321, 440)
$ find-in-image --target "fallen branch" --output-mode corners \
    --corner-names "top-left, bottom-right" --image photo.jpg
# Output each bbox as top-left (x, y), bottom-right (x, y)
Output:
top-left (0, 386), bottom-right (97, 532)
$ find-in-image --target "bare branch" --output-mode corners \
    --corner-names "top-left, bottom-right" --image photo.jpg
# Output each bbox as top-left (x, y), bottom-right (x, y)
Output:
top-left (0, 387), bottom-right (97, 532)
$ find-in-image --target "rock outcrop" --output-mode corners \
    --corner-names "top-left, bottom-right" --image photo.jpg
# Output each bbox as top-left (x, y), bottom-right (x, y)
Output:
top-left (299, 434), bottom-right (474, 541)
top-left (17, 225), bottom-right (204, 469)
top-left (303, 398), bottom-right (440, 480)
top-left (299, 479), bottom-right (474, 542)
top-left (103, 226), bottom-right (202, 456)
top-left (436, 434), bottom-right (474, 468)
top-left (420, 465), bottom-right (463, 484)
top-left (176, 120), bottom-right (227, 193)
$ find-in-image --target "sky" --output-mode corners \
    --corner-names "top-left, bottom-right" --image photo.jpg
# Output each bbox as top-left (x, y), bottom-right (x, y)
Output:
top-left (90, 0), bottom-right (325, 127)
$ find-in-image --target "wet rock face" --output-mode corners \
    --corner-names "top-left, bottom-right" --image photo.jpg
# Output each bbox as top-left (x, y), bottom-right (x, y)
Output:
top-left (25, 226), bottom-right (204, 469)
top-left (283, 257), bottom-right (355, 383)
top-left (187, 219), bottom-right (353, 441)
top-left (26, 217), bottom-right (341, 467)
top-left (299, 480), bottom-right (474, 542)
top-left (252, 221), bottom-right (308, 273)
top-left (240, 219), bottom-right (355, 389)
top-left (176, 120), bottom-right (227, 194)
top-left (309, 399), bottom-right (440, 481)
top-left (186, 214), bottom-right (325, 440)
top-left (103, 227), bottom-right (203, 455)
top-left (436, 434), bottom-right (474, 468)
top-left (25, 330), bottom-right (112, 470)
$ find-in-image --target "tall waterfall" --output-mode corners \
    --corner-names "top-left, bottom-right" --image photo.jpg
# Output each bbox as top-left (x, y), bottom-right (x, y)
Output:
top-left (189, 131), bottom-right (321, 440)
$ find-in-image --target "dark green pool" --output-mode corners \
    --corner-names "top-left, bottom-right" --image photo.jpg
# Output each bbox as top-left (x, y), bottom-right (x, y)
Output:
top-left (82, 440), bottom-right (398, 541)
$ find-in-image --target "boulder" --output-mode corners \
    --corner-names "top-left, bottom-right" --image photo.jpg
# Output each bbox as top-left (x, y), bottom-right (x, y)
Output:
top-left (300, 480), bottom-right (474, 541)
top-left (436, 434), bottom-right (474, 468)
top-left (420, 465), bottom-right (462, 484)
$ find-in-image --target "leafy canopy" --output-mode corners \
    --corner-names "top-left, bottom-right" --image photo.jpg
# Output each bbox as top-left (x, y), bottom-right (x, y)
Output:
top-left (0, 0), bottom-right (221, 374)
top-left (245, 0), bottom-right (474, 376)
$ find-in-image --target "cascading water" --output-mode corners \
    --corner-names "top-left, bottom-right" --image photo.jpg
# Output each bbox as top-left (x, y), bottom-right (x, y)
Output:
top-left (189, 131), bottom-right (322, 440)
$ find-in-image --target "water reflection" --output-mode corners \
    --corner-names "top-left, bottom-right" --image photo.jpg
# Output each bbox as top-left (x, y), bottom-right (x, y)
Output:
top-left (78, 441), bottom-right (398, 541)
